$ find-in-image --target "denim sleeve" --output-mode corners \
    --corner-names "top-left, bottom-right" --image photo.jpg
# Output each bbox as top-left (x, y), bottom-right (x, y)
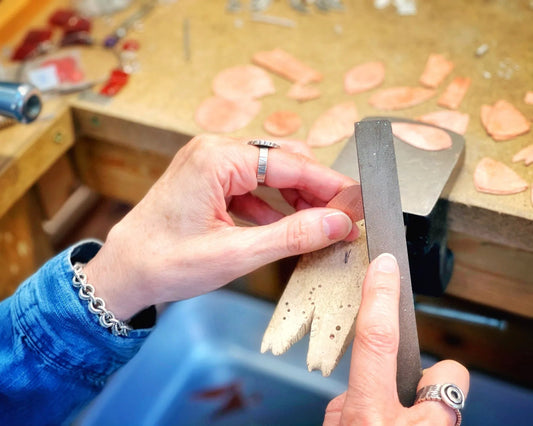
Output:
top-left (0, 240), bottom-right (153, 425)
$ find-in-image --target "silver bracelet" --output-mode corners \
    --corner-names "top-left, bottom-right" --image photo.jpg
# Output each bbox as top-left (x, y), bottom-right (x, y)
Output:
top-left (72, 262), bottom-right (133, 337)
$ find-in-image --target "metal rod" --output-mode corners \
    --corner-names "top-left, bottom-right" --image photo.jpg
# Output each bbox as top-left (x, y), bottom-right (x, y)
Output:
top-left (0, 82), bottom-right (42, 123)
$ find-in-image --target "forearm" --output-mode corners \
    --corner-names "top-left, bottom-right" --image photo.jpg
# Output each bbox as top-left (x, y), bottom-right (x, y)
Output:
top-left (0, 241), bottom-right (153, 424)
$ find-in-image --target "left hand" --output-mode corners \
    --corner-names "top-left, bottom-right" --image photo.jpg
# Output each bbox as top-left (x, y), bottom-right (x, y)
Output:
top-left (84, 135), bottom-right (361, 320)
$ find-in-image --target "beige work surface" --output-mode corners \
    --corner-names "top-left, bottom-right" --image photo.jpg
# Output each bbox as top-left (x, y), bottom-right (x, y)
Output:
top-left (2, 0), bottom-right (533, 249)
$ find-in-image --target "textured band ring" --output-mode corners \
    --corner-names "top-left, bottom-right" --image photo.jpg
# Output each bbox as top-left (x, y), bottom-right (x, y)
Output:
top-left (247, 140), bottom-right (280, 184)
top-left (415, 383), bottom-right (465, 426)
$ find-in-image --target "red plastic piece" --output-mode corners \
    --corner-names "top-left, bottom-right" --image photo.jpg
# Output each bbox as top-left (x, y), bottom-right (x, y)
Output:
top-left (24, 29), bottom-right (53, 44)
top-left (41, 57), bottom-right (84, 83)
top-left (99, 69), bottom-right (130, 96)
top-left (61, 31), bottom-right (93, 46)
top-left (122, 39), bottom-right (140, 51)
top-left (48, 9), bottom-right (77, 27)
top-left (11, 29), bottom-right (53, 61)
top-left (63, 16), bottom-right (91, 34)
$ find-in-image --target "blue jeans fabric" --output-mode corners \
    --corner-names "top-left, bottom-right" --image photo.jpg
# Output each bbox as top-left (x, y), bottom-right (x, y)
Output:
top-left (0, 240), bottom-right (153, 425)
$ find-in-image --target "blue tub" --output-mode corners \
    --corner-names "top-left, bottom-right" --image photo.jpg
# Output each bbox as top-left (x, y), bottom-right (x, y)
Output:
top-left (79, 290), bottom-right (533, 425)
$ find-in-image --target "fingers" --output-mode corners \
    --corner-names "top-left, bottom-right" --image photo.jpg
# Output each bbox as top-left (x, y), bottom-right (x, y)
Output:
top-left (231, 208), bottom-right (353, 269)
top-left (229, 193), bottom-right (285, 225)
top-left (323, 392), bottom-right (346, 426)
top-left (419, 360), bottom-right (470, 400)
top-left (269, 138), bottom-right (316, 159)
top-left (185, 135), bottom-right (355, 207)
top-left (410, 360), bottom-right (470, 426)
top-left (236, 136), bottom-right (356, 202)
top-left (264, 147), bottom-right (354, 201)
top-left (340, 253), bottom-right (402, 424)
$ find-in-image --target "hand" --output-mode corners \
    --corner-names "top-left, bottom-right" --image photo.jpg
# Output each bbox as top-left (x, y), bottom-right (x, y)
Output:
top-left (324, 253), bottom-right (470, 426)
top-left (84, 135), bottom-right (361, 320)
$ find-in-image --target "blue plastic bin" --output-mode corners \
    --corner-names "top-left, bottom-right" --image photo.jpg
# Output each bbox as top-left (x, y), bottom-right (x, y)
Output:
top-left (79, 290), bottom-right (533, 425)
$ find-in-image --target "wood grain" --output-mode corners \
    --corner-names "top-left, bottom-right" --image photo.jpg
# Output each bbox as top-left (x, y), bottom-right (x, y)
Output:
top-left (0, 106), bottom-right (74, 218)
top-left (0, 192), bottom-right (52, 300)
top-left (446, 231), bottom-right (533, 318)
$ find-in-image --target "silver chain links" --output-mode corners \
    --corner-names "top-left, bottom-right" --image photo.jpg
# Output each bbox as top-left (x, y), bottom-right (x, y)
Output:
top-left (72, 262), bottom-right (132, 337)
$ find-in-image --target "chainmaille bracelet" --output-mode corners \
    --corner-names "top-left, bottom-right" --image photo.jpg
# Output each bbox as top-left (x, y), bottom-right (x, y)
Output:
top-left (72, 262), bottom-right (133, 337)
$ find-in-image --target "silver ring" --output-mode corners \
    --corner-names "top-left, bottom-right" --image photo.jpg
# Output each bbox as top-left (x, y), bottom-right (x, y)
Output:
top-left (415, 383), bottom-right (465, 426)
top-left (247, 140), bottom-right (280, 184)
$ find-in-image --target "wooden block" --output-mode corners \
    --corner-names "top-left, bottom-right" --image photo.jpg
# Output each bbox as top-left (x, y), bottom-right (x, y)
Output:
top-left (446, 231), bottom-right (533, 318)
top-left (0, 106), bottom-right (74, 219)
top-left (72, 108), bottom-right (191, 158)
top-left (42, 185), bottom-right (100, 246)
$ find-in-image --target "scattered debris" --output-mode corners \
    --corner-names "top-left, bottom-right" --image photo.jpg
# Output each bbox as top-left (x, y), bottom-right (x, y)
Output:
top-left (251, 13), bottom-right (296, 28)
top-left (481, 100), bottom-right (530, 141)
top-left (316, 0), bottom-right (345, 12)
top-left (263, 110), bottom-right (302, 136)
top-left (524, 91), bottom-right (533, 105)
top-left (393, 0), bottom-right (417, 15)
top-left (287, 82), bottom-right (321, 101)
top-left (195, 96), bottom-right (261, 133)
top-left (475, 43), bottom-right (489, 57)
top-left (183, 18), bottom-right (190, 62)
top-left (226, 0), bottom-right (242, 12)
top-left (344, 61), bottom-right (385, 95)
top-left (416, 110), bottom-right (470, 135)
top-left (473, 157), bottom-right (528, 195)
top-left (496, 58), bottom-right (519, 80)
top-left (252, 48), bottom-right (323, 84)
top-left (289, 0), bottom-right (309, 13)
top-left (438, 76), bottom-right (471, 110)
top-left (212, 65), bottom-right (275, 101)
top-left (374, 0), bottom-right (390, 10)
top-left (374, 0), bottom-right (417, 15)
top-left (392, 122), bottom-right (452, 151)
top-left (512, 144), bottom-right (533, 166)
top-left (307, 101), bottom-right (358, 147)
top-left (419, 53), bottom-right (454, 88)
top-left (251, 0), bottom-right (272, 12)
top-left (369, 86), bottom-right (435, 110)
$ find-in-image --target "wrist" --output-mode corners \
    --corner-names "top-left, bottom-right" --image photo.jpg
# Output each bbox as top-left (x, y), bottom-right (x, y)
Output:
top-left (82, 237), bottom-right (149, 322)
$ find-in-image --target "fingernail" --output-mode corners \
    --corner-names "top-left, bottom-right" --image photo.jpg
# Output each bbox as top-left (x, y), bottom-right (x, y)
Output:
top-left (375, 253), bottom-right (398, 273)
top-left (323, 212), bottom-right (352, 240)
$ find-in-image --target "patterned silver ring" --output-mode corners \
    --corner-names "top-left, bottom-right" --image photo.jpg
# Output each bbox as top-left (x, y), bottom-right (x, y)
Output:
top-left (247, 140), bottom-right (280, 184)
top-left (415, 383), bottom-right (465, 426)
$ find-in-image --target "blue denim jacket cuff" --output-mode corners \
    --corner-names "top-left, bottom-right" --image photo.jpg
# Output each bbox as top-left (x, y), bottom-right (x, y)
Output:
top-left (12, 240), bottom-right (153, 386)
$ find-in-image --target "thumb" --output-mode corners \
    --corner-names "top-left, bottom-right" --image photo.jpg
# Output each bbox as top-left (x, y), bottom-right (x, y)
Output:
top-left (193, 208), bottom-right (353, 296)
top-left (254, 208), bottom-right (353, 262)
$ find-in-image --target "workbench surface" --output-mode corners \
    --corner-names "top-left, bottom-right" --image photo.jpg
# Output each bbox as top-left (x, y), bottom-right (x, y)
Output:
top-left (2, 0), bottom-right (532, 250)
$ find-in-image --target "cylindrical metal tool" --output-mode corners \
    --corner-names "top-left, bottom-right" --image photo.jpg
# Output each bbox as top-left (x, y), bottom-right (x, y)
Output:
top-left (0, 82), bottom-right (42, 123)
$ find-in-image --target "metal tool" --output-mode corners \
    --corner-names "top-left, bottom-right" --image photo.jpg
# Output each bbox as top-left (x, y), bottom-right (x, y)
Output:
top-left (334, 117), bottom-right (465, 297)
top-left (334, 117), bottom-right (465, 217)
top-left (354, 119), bottom-right (421, 407)
top-left (103, 1), bottom-right (156, 48)
top-left (251, 0), bottom-right (272, 12)
top-left (183, 18), bottom-right (191, 61)
top-left (0, 82), bottom-right (42, 123)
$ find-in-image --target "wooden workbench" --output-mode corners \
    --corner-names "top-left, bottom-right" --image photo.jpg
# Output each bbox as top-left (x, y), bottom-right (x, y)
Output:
top-left (1, 1), bottom-right (532, 313)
